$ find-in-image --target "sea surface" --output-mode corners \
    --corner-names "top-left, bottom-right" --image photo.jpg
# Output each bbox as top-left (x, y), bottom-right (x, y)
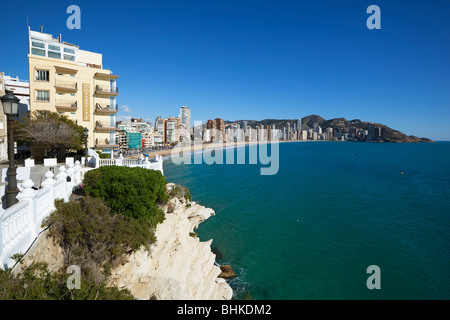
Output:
top-left (164, 141), bottom-right (450, 299)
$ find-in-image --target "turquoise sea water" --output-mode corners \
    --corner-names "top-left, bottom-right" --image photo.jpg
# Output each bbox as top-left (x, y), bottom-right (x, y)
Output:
top-left (164, 141), bottom-right (450, 299)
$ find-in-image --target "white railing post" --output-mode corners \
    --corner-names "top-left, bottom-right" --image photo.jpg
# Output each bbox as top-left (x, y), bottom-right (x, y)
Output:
top-left (41, 170), bottom-right (56, 189)
top-left (16, 179), bottom-right (38, 240)
top-left (56, 165), bottom-right (67, 181)
top-left (56, 165), bottom-right (71, 202)
top-left (66, 163), bottom-right (74, 181)
top-left (66, 163), bottom-right (75, 200)
top-left (116, 154), bottom-right (124, 166)
top-left (74, 160), bottom-right (81, 185)
top-left (53, 166), bottom-right (66, 201)
top-left (33, 171), bottom-right (56, 238)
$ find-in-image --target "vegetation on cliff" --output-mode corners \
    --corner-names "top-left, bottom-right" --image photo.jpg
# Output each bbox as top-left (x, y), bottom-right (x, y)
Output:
top-left (45, 196), bottom-right (156, 284)
top-left (0, 262), bottom-right (134, 300)
top-left (0, 166), bottom-right (172, 300)
top-left (83, 166), bottom-right (169, 228)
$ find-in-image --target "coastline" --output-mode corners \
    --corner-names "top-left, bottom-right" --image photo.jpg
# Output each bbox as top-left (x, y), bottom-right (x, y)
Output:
top-left (108, 196), bottom-right (233, 300)
top-left (126, 139), bottom-right (307, 159)
top-left (126, 138), bottom-right (439, 160)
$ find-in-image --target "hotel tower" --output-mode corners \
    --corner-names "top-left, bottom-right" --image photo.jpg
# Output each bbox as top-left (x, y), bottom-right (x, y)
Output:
top-left (27, 27), bottom-right (119, 155)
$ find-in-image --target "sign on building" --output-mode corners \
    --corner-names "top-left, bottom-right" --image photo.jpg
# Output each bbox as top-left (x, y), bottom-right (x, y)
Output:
top-left (82, 83), bottom-right (90, 121)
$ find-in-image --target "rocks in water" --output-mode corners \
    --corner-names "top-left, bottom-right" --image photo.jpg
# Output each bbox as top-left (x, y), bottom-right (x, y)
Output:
top-left (218, 265), bottom-right (236, 280)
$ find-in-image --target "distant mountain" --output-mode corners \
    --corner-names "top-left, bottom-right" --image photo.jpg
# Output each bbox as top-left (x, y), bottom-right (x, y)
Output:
top-left (226, 115), bottom-right (434, 143)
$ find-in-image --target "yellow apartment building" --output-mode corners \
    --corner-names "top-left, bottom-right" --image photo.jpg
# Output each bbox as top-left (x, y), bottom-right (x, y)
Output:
top-left (27, 27), bottom-right (119, 155)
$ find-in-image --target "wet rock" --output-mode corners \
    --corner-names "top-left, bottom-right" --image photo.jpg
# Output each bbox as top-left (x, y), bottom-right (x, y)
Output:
top-left (218, 265), bottom-right (236, 279)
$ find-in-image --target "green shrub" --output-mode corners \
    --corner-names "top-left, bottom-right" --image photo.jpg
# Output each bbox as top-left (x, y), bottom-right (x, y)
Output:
top-left (44, 196), bottom-right (156, 284)
top-left (169, 184), bottom-right (192, 203)
top-left (83, 166), bottom-right (168, 228)
top-left (0, 262), bottom-right (134, 300)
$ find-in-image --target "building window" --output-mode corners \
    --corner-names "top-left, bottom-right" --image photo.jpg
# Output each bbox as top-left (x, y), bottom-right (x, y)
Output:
top-left (31, 47), bottom-right (45, 56)
top-left (31, 41), bottom-right (46, 56)
top-left (35, 69), bottom-right (49, 81)
top-left (48, 51), bottom-right (61, 59)
top-left (31, 41), bottom-right (45, 48)
top-left (36, 90), bottom-right (50, 102)
top-left (63, 54), bottom-right (75, 61)
top-left (48, 44), bottom-right (61, 51)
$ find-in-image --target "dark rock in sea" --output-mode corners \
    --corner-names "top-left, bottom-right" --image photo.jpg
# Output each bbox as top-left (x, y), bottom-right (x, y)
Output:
top-left (211, 247), bottom-right (223, 260)
top-left (218, 265), bottom-right (237, 280)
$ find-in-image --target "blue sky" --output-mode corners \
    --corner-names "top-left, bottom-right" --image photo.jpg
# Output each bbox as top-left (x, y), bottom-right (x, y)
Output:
top-left (1, 0), bottom-right (449, 140)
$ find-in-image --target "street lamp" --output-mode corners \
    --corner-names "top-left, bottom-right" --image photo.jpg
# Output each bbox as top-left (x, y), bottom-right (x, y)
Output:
top-left (1, 90), bottom-right (20, 208)
top-left (83, 127), bottom-right (89, 167)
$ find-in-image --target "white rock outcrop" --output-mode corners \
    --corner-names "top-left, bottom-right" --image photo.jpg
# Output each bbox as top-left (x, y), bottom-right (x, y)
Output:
top-left (107, 197), bottom-right (233, 300)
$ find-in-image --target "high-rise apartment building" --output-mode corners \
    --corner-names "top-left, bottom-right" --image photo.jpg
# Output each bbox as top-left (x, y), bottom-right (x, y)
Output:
top-left (206, 118), bottom-right (225, 142)
top-left (206, 119), bottom-right (216, 130)
top-left (166, 116), bottom-right (180, 144)
top-left (374, 127), bottom-right (382, 139)
top-left (179, 106), bottom-right (191, 142)
top-left (155, 116), bottom-right (167, 144)
top-left (180, 106), bottom-right (191, 126)
top-left (215, 118), bottom-right (225, 141)
top-left (27, 27), bottom-right (119, 155)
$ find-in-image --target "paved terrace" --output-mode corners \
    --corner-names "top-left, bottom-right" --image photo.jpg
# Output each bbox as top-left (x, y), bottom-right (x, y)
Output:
top-left (0, 161), bottom-right (74, 208)
top-left (0, 162), bottom-right (67, 188)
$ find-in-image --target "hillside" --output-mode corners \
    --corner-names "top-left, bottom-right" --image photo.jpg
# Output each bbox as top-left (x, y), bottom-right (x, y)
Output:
top-left (226, 115), bottom-right (434, 143)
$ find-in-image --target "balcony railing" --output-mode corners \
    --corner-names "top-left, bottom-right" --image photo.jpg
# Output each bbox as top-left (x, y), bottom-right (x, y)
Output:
top-left (55, 99), bottom-right (77, 111)
top-left (55, 79), bottom-right (77, 92)
top-left (95, 103), bottom-right (118, 113)
top-left (95, 138), bottom-right (119, 148)
top-left (95, 85), bottom-right (119, 95)
top-left (95, 121), bottom-right (117, 131)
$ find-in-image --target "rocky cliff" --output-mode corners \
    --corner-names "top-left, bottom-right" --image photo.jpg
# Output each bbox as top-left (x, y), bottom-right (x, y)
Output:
top-left (13, 197), bottom-right (233, 300)
top-left (107, 197), bottom-right (233, 300)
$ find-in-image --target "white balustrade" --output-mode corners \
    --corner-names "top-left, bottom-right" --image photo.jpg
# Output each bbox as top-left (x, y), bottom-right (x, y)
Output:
top-left (0, 163), bottom-right (84, 269)
top-left (0, 154), bottom-right (162, 269)
top-left (98, 159), bottom-right (116, 167)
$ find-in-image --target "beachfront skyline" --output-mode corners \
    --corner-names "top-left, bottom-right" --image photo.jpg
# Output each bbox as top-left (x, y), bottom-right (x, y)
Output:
top-left (0, 0), bottom-right (449, 141)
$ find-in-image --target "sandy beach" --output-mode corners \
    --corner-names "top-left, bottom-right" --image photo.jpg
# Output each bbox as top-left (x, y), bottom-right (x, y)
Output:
top-left (125, 139), bottom-right (305, 159)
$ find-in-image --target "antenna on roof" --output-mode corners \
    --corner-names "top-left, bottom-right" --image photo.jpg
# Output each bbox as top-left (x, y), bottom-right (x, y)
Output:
top-left (40, 25), bottom-right (44, 33)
